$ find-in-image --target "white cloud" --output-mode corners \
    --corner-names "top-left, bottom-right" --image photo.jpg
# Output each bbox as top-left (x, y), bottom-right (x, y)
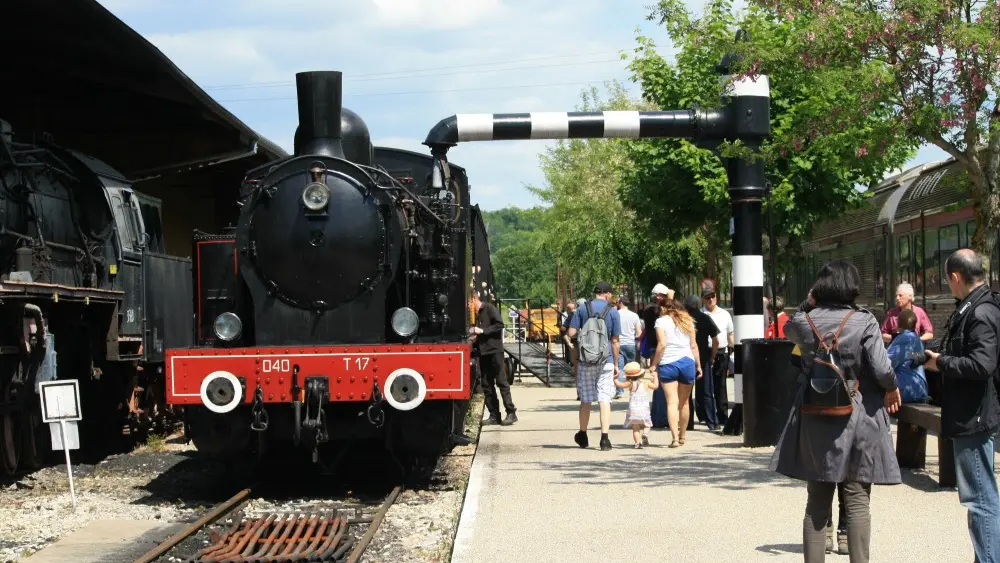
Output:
top-left (149, 29), bottom-right (276, 84)
top-left (97, 0), bottom-right (669, 210)
top-left (370, 0), bottom-right (505, 29)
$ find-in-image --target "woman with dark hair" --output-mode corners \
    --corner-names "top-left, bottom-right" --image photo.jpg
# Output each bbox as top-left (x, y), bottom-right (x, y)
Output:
top-left (769, 260), bottom-right (902, 562)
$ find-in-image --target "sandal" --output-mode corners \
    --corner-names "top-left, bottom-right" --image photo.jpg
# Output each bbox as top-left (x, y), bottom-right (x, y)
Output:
top-left (669, 440), bottom-right (680, 448)
top-left (678, 437), bottom-right (686, 445)
top-left (634, 443), bottom-right (642, 449)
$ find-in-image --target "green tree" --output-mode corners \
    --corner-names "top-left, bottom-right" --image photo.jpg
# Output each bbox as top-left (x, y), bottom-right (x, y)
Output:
top-left (482, 207), bottom-right (558, 303)
top-left (527, 81), bottom-right (707, 294)
top-left (740, 0), bottom-right (1000, 255)
top-left (623, 0), bottom-right (917, 284)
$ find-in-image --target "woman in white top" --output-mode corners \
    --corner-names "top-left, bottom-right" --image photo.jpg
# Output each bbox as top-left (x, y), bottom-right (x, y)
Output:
top-left (647, 300), bottom-right (701, 447)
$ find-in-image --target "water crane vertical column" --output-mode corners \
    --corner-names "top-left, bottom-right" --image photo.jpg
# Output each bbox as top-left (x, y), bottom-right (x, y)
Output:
top-left (716, 43), bottom-right (770, 436)
top-left (722, 123), bottom-right (768, 436)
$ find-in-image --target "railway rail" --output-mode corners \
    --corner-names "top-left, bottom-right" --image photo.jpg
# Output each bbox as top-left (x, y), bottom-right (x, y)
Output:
top-left (134, 484), bottom-right (404, 563)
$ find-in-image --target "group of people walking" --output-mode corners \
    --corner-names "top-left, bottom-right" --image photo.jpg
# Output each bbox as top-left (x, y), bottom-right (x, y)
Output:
top-left (559, 280), bottom-right (739, 450)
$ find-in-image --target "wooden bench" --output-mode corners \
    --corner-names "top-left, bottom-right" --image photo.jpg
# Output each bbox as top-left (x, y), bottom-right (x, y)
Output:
top-left (894, 403), bottom-right (956, 487)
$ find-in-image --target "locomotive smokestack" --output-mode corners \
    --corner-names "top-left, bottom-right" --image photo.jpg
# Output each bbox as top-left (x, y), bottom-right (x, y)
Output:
top-left (294, 71), bottom-right (345, 158)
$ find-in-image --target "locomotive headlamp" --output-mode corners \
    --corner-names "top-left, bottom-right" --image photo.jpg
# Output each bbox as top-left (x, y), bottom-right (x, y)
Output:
top-left (302, 182), bottom-right (331, 211)
top-left (213, 312), bottom-right (243, 341)
top-left (391, 307), bottom-right (419, 337)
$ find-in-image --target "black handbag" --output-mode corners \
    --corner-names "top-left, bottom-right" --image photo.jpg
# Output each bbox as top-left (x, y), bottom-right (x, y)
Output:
top-left (800, 310), bottom-right (858, 416)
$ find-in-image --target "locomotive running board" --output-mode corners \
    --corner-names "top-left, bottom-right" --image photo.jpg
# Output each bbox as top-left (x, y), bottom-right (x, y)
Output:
top-left (0, 279), bottom-right (123, 304)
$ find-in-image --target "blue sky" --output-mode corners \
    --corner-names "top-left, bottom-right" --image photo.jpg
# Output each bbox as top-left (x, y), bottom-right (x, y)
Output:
top-left (99, 0), bottom-right (949, 210)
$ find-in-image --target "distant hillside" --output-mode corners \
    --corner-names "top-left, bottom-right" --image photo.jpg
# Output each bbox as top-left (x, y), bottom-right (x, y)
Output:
top-left (480, 207), bottom-right (556, 304)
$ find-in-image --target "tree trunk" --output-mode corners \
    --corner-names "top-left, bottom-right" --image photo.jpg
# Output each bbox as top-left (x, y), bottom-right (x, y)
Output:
top-left (971, 186), bottom-right (1000, 266)
top-left (958, 112), bottom-right (1000, 269)
top-left (973, 120), bottom-right (1000, 273)
top-left (777, 234), bottom-right (801, 299)
top-left (969, 159), bottom-right (1000, 268)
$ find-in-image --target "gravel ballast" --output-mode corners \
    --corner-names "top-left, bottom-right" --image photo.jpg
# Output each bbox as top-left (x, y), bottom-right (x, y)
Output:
top-left (0, 393), bottom-right (486, 563)
top-left (0, 437), bottom-right (211, 562)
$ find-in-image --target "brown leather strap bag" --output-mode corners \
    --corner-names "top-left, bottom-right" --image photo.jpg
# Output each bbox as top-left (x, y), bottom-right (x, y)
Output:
top-left (800, 310), bottom-right (858, 416)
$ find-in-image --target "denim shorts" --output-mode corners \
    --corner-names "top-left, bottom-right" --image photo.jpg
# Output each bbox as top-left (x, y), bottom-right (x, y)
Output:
top-left (657, 357), bottom-right (696, 385)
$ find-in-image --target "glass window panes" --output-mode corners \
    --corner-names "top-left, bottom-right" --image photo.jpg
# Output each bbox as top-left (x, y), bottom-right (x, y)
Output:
top-left (939, 225), bottom-right (960, 290)
top-left (897, 235), bottom-right (911, 288)
top-left (110, 193), bottom-right (135, 252)
top-left (874, 239), bottom-right (885, 300)
top-left (914, 233), bottom-right (924, 293)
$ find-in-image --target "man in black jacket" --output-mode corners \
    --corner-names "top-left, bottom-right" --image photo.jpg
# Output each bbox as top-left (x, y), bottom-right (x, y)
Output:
top-left (924, 249), bottom-right (1000, 562)
top-left (472, 291), bottom-right (517, 426)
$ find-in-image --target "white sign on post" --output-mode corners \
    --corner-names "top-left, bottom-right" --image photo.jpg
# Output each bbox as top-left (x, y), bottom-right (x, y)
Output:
top-left (39, 380), bottom-right (82, 509)
top-left (40, 380), bottom-right (82, 422)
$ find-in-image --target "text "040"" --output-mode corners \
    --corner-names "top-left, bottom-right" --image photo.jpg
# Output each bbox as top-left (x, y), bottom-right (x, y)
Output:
top-left (261, 359), bottom-right (291, 373)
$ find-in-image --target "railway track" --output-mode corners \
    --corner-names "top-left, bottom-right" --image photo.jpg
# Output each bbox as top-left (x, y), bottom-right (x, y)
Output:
top-left (134, 483), bottom-right (404, 563)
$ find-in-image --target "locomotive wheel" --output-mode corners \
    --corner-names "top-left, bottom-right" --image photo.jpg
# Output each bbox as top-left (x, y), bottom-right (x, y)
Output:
top-left (0, 383), bottom-right (23, 476)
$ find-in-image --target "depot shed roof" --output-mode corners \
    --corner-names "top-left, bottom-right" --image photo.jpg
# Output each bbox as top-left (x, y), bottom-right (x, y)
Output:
top-left (0, 0), bottom-right (288, 178)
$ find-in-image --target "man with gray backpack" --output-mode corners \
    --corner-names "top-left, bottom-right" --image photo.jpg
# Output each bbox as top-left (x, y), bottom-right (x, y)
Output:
top-left (567, 281), bottom-right (621, 451)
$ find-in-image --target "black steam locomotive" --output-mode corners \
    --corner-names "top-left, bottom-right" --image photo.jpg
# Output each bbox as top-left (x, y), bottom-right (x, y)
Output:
top-left (166, 71), bottom-right (493, 465)
top-left (0, 119), bottom-right (192, 475)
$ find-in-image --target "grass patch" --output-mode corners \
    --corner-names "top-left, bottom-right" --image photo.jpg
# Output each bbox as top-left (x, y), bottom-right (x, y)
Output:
top-left (464, 393), bottom-right (486, 440)
top-left (139, 433), bottom-right (167, 453)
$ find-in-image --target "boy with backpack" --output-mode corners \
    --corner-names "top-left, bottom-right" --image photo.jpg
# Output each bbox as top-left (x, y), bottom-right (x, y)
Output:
top-left (566, 281), bottom-right (621, 451)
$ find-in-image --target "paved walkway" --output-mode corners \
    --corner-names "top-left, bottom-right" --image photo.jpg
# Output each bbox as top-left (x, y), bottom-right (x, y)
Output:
top-left (26, 520), bottom-right (183, 562)
top-left (453, 379), bottom-right (975, 563)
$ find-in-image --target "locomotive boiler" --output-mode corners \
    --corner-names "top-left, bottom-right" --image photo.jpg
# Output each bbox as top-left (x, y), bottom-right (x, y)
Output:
top-left (165, 71), bottom-right (493, 464)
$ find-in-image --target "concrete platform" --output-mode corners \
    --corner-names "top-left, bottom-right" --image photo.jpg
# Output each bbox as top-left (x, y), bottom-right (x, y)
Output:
top-left (453, 379), bottom-right (975, 563)
top-left (24, 520), bottom-right (184, 563)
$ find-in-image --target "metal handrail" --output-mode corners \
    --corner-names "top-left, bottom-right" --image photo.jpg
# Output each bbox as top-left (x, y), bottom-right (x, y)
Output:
top-left (503, 317), bottom-right (570, 386)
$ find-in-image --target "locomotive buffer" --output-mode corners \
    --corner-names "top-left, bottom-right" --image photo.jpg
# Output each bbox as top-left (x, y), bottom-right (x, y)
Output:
top-left (423, 30), bottom-right (770, 435)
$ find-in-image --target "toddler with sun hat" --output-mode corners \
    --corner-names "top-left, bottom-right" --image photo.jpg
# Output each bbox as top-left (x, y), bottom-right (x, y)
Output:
top-left (616, 361), bottom-right (657, 448)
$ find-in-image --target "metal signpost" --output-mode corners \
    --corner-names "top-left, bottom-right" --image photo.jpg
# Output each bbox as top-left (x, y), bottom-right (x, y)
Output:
top-left (39, 379), bottom-right (82, 509)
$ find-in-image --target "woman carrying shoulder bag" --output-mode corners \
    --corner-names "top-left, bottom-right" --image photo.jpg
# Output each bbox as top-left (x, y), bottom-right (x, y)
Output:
top-left (769, 260), bottom-right (902, 563)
